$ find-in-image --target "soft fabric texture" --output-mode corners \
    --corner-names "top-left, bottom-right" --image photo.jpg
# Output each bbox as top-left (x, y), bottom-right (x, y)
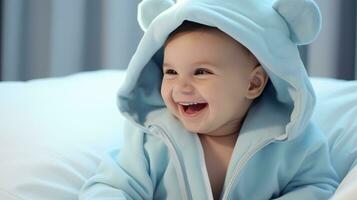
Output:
top-left (0, 70), bottom-right (357, 199)
top-left (272, 0), bottom-right (321, 45)
top-left (331, 166), bottom-right (357, 200)
top-left (79, 0), bottom-right (340, 199)
top-left (311, 78), bottom-right (357, 180)
top-left (0, 70), bottom-right (126, 200)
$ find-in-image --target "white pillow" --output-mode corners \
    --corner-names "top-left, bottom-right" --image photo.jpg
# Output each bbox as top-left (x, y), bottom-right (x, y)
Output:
top-left (311, 78), bottom-right (357, 181)
top-left (0, 70), bottom-right (126, 200)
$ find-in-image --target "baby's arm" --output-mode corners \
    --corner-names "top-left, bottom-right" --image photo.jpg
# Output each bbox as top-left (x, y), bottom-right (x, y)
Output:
top-left (78, 125), bottom-right (158, 200)
top-left (273, 123), bottom-right (340, 200)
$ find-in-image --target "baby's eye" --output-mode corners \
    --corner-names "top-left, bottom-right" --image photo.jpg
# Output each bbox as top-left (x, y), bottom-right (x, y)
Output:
top-left (195, 68), bottom-right (212, 75)
top-left (164, 69), bottom-right (177, 75)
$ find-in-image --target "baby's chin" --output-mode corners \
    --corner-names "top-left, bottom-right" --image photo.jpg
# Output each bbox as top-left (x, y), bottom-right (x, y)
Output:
top-left (172, 113), bottom-right (240, 137)
top-left (182, 123), bottom-right (238, 137)
top-left (170, 109), bottom-right (217, 134)
top-left (181, 122), bottom-right (212, 135)
top-left (173, 116), bottom-right (201, 133)
top-left (179, 120), bottom-right (236, 137)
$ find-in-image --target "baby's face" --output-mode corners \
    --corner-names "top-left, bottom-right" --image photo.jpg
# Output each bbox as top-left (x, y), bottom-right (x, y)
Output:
top-left (161, 29), bottom-right (258, 136)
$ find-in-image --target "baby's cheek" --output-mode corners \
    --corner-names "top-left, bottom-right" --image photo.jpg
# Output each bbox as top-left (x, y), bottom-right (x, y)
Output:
top-left (161, 83), bottom-right (175, 109)
top-left (161, 82), bottom-right (169, 101)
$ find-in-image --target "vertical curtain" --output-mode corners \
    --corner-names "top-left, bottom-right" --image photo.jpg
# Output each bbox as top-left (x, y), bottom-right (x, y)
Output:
top-left (1, 0), bottom-right (142, 81)
top-left (0, 0), bottom-right (2, 80)
top-left (306, 0), bottom-right (356, 80)
top-left (0, 0), bottom-right (356, 81)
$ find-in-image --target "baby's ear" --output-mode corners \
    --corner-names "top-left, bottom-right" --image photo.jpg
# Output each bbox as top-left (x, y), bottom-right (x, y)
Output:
top-left (273, 0), bottom-right (322, 45)
top-left (246, 66), bottom-right (269, 100)
top-left (138, 0), bottom-right (175, 31)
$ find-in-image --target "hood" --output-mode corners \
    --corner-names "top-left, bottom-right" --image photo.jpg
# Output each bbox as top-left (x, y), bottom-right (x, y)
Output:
top-left (117, 0), bottom-right (321, 140)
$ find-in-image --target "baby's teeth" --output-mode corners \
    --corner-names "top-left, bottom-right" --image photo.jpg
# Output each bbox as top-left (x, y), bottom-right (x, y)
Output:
top-left (180, 102), bottom-right (202, 106)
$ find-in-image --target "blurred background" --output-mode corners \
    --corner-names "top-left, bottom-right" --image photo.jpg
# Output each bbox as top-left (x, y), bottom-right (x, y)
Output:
top-left (0, 0), bottom-right (356, 81)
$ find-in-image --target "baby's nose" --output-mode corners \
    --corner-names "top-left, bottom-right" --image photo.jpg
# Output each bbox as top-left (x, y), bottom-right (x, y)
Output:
top-left (176, 81), bottom-right (194, 95)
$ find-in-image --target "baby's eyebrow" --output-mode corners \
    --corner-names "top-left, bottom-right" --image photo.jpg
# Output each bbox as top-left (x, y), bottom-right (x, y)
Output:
top-left (162, 64), bottom-right (171, 69)
top-left (162, 61), bottom-right (219, 69)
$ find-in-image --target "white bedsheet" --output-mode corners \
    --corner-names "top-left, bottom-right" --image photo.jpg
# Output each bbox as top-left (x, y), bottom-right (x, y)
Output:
top-left (332, 166), bottom-right (357, 200)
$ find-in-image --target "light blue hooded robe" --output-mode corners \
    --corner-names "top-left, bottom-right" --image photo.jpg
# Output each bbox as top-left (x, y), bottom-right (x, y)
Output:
top-left (79, 0), bottom-right (339, 199)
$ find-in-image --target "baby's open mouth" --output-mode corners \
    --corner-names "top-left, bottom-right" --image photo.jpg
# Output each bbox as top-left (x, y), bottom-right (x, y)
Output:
top-left (179, 102), bottom-right (208, 115)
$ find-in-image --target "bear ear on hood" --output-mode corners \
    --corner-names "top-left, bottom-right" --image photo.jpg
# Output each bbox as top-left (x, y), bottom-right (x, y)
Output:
top-left (273, 0), bottom-right (322, 45)
top-left (138, 0), bottom-right (175, 31)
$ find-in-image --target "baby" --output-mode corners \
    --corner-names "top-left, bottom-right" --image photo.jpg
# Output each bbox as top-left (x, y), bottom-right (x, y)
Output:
top-left (79, 0), bottom-right (339, 199)
top-left (161, 21), bottom-right (268, 199)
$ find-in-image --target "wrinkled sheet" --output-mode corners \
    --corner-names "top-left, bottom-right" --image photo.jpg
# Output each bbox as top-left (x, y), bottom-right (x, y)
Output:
top-left (332, 166), bottom-right (357, 200)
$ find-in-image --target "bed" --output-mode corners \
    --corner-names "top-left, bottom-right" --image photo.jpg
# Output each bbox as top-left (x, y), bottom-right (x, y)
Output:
top-left (0, 70), bottom-right (356, 199)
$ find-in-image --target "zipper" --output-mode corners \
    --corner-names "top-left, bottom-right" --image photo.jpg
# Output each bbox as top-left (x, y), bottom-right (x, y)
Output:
top-left (221, 138), bottom-right (277, 200)
top-left (148, 124), bottom-right (192, 200)
top-left (194, 136), bottom-right (215, 200)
